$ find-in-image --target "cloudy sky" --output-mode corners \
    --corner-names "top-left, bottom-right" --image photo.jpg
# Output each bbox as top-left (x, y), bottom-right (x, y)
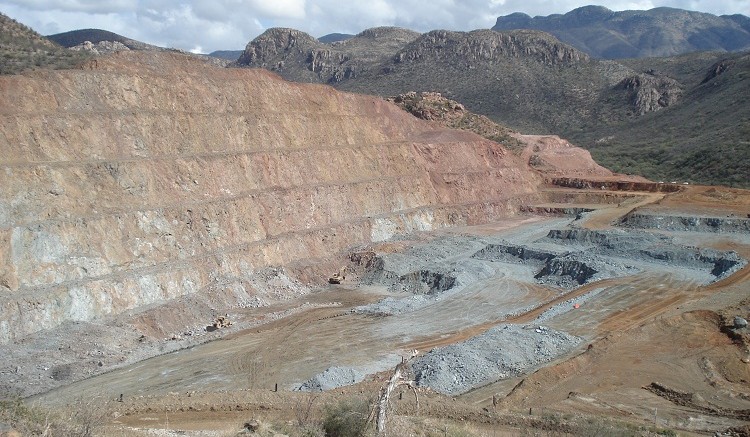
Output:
top-left (1, 0), bottom-right (748, 53)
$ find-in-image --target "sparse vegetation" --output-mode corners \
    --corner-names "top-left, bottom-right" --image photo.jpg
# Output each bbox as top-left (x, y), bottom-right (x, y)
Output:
top-left (0, 12), bottom-right (92, 75)
top-left (492, 6), bottom-right (750, 59)
top-left (0, 396), bottom-right (105, 436)
top-left (322, 397), bottom-right (372, 437)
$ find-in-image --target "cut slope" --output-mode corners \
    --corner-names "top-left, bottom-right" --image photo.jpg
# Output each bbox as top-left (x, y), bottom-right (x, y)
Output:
top-left (0, 51), bottom-right (543, 344)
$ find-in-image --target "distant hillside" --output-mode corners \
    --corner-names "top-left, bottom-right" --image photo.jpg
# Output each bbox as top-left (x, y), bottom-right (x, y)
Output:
top-left (47, 28), bottom-right (161, 51)
top-left (48, 28), bottom-right (229, 66)
top-left (208, 50), bottom-right (243, 61)
top-left (0, 12), bottom-right (91, 74)
top-left (235, 26), bottom-right (750, 187)
top-left (582, 51), bottom-right (750, 187)
top-left (492, 6), bottom-right (750, 59)
top-left (318, 33), bottom-right (354, 43)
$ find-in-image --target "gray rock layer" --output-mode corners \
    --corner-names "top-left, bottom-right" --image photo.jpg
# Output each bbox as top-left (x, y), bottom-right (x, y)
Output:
top-left (412, 324), bottom-right (581, 395)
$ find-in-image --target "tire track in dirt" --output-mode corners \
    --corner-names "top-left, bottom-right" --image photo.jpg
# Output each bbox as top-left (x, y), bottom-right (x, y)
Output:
top-left (582, 192), bottom-right (665, 230)
top-left (402, 276), bottom-right (638, 353)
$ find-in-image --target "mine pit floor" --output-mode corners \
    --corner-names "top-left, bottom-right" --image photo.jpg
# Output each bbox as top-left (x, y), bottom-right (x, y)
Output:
top-left (8, 185), bottom-right (750, 435)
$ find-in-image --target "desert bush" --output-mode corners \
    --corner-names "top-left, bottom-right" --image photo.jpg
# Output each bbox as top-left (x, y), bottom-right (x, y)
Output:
top-left (0, 396), bottom-right (106, 436)
top-left (419, 422), bottom-right (478, 437)
top-left (322, 397), bottom-right (372, 437)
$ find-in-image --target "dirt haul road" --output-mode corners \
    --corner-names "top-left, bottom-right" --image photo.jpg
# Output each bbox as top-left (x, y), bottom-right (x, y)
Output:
top-left (32, 184), bottom-right (750, 436)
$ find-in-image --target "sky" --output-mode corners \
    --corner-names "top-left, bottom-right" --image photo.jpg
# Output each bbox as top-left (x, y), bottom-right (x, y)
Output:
top-left (1, 0), bottom-right (748, 54)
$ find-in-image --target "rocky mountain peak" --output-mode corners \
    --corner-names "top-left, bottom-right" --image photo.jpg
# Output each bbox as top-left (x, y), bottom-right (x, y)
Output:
top-left (236, 27), bottom-right (320, 67)
top-left (235, 26), bottom-right (420, 84)
top-left (394, 29), bottom-right (588, 66)
top-left (564, 5), bottom-right (614, 24)
top-left (356, 26), bottom-right (418, 40)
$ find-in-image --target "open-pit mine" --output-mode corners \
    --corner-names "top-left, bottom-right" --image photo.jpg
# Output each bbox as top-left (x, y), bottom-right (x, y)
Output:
top-left (0, 51), bottom-right (748, 436)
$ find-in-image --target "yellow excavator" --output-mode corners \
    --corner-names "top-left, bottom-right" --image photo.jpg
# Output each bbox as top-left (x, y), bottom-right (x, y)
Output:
top-left (328, 266), bottom-right (347, 284)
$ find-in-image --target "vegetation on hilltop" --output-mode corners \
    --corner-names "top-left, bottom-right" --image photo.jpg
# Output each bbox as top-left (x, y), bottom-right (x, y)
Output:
top-left (47, 28), bottom-right (161, 51)
top-left (493, 6), bottom-right (750, 59)
top-left (582, 51), bottom-right (750, 187)
top-left (0, 12), bottom-right (91, 74)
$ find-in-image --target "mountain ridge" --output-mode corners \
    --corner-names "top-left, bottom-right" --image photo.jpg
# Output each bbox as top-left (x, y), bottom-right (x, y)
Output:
top-left (492, 6), bottom-right (750, 58)
top-left (47, 28), bottom-right (162, 51)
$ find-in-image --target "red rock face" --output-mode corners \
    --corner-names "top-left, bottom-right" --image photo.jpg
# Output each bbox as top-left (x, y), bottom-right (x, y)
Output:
top-left (0, 51), bottom-right (546, 343)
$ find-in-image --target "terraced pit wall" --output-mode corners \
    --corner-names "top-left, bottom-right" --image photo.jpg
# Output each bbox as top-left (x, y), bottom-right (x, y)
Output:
top-left (0, 52), bottom-right (542, 343)
top-left (550, 178), bottom-right (682, 192)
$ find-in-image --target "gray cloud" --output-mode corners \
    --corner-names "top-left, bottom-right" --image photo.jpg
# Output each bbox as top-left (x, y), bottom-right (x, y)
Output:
top-left (0, 0), bottom-right (748, 53)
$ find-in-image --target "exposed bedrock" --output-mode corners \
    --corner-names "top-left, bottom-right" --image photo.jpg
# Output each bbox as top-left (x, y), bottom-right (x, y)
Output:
top-left (471, 243), bottom-right (606, 289)
top-left (551, 178), bottom-right (681, 192)
top-left (545, 229), bottom-right (745, 279)
top-left (472, 243), bottom-right (555, 264)
top-left (0, 52), bottom-right (545, 343)
top-left (534, 256), bottom-right (598, 285)
top-left (358, 235), bottom-right (496, 296)
top-left (619, 213), bottom-right (750, 233)
top-left (358, 255), bottom-right (460, 295)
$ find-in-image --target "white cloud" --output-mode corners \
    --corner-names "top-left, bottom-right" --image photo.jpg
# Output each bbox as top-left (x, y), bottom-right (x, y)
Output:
top-left (249, 0), bottom-right (306, 19)
top-left (2, 0), bottom-right (136, 13)
top-left (0, 0), bottom-right (747, 53)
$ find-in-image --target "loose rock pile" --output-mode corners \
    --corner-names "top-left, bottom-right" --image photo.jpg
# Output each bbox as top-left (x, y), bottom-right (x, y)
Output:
top-left (295, 366), bottom-right (364, 392)
top-left (412, 324), bottom-right (581, 395)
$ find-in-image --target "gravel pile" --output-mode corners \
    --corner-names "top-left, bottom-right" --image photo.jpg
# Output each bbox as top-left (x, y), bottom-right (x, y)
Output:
top-left (412, 324), bottom-right (581, 395)
top-left (294, 366), bottom-right (364, 392)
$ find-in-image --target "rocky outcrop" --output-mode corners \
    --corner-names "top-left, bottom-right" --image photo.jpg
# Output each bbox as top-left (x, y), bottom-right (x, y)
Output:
top-left (0, 51), bottom-right (543, 344)
top-left (387, 91), bottom-right (523, 150)
top-left (618, 72), bottom-right (682, 115)
top-left (236, 27), bottom-right (420, 84)
top-left (70, 40), bottom-right (130, 55)
top-left (701, 58), bottom-right (736, 84)
top-left (394, 29), bottom-right (588, 66)
top-left (47, 28), bottom-right (164, 52)
top-left (386, 92), bottom-right (624, 181)
top-left (236, 28), bottom-right (320, 68)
